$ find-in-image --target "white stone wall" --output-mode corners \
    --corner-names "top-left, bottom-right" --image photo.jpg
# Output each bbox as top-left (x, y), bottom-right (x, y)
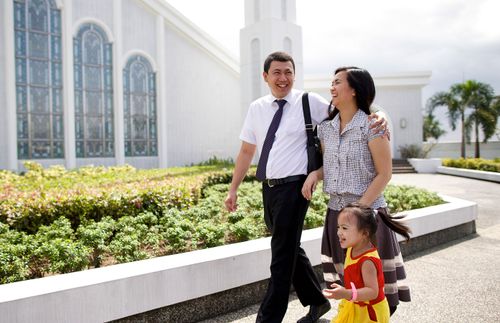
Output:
top-left (72, 0), bottom-right (114, 35)
top-left (376, 85), bottom-right (423, 157)
top-left (0, 0), bottom-right (8, 169)
top-left (122, 0), bottom-right (157, 59)
top-left (163, 26), bottom-right (241, 166)
top-left (425, 141), bottom-right (500, 159)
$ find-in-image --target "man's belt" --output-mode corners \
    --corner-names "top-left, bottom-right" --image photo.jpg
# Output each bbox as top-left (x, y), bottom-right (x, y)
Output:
top-left (265, 175), bottom-right (306, 188)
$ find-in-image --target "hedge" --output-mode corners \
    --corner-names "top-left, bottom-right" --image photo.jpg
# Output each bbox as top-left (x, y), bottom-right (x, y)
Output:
top-left (0, 163), bottom-right (444, 284)
top-left (442, 158), bottom-right (500, 173)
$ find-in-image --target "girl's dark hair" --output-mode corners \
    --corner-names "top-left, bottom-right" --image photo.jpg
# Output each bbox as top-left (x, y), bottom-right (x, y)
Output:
top-left (341, 202), bottom-right (411, 246)
top-left (263, 51), bottom-right (295, 73)
top-left (328, 66), bottom-right (376, 120)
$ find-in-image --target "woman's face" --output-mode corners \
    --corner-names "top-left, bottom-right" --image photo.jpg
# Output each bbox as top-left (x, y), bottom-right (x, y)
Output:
top-left (330, 71), bottom-right (355, 108)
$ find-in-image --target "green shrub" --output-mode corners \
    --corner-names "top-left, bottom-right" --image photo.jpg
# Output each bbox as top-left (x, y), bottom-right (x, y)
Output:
top-left (194, 155), bottom-right (235, 167)
top-left (193, 220), bottom-right (226, 248)
top-left (0, 164), bottom-right (447, 285)
top-left (108, 213), bottom-right (162, 263)
top-left (384, 184), bottom-right (444, 213)
top-left (0, 163), bottom-right (209, 233)
top-left (159, 209), bottom-right (195, 254)
top-left (77, 217), bottom-right (116, 268)
top-left (0, 223), bottom-right (31, 283)
top-left (29, 218), bottom-right (90, 277)
top-left (442, 158), bottom-right (500, 173)
top-left (398, 144), bottom-right (425, 158)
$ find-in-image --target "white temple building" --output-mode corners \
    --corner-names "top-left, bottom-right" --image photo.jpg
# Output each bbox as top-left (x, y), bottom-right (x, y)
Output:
top-left (0, 0), bottom-right (431, 171)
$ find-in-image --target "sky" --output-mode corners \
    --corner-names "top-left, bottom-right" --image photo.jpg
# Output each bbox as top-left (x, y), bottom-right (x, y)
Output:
top-left (165, 0), bottom-right (500, 141)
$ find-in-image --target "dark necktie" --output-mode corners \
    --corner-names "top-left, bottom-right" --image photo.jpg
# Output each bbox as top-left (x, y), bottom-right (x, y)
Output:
top-left (256, 99), bottom-right (287, 181)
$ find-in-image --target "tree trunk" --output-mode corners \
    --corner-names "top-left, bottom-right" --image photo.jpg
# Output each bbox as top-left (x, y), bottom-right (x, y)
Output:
top-left (461, 113), bottom-right (466, 158)
top-left (475, 120), bottom-right (480, 158)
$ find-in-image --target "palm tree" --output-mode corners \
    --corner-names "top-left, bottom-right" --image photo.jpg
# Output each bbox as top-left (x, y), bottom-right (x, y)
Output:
top-left (491, 96), bottom-right (500, 140)
top-left (466, 92), bottom-right (500, 157)
top-left (427, 80), bottom-right (499, 158)
top-left (423, 111), bottom-right (446, 142)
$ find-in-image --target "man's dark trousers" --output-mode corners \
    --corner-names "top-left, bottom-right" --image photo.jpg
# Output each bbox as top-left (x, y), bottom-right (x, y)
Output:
top-left (257, 178), bottom-right (327, 322)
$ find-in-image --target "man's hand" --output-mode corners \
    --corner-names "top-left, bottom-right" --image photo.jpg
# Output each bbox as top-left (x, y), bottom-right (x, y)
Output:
top-left (224, 190), bottom-right (238, 212)
top-left (368, 112), bottom-right (390, 140)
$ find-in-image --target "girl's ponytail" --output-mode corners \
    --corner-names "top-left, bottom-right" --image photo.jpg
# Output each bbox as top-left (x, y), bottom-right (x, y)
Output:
top-left (377, 211), bottom-right (411, 242)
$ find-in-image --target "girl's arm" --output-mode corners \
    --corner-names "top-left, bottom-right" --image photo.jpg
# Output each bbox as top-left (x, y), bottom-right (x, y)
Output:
top-left (322, 260), bottom-right (379, 302)
top-left (358, 136), bottom-right (392, 206)
top-left (357, 259), bottom-right (379, 301)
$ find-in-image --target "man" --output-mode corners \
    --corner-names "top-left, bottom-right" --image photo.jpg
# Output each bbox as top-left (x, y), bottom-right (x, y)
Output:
top-left (224, 52), bottom-right (384, 323)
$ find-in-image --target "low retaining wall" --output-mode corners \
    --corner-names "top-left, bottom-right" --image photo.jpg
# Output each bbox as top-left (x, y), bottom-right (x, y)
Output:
top-left (437, 166), bottom-right (500, 183)
top-left (0, 195), bottom-right (477, 323)
top-left (424, 141), bottom-right (500, 160)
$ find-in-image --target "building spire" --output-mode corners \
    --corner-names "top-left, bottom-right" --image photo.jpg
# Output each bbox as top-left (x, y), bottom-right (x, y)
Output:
top-left (240, 0), bottom-right (303, 112)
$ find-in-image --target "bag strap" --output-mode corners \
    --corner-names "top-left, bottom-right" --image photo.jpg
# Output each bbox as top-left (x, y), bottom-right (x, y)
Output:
top-left (301, 92), bottom-right (315, 148)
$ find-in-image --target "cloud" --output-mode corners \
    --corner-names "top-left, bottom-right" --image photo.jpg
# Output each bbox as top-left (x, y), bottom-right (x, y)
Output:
top-left (166, 0), bottom-right (500, 141)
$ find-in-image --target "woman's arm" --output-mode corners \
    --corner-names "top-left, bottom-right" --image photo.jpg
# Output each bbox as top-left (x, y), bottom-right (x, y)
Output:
top-left (358, 136), bottom-right (392, 206)
top-left (302, 140), bottom-right (325, 200)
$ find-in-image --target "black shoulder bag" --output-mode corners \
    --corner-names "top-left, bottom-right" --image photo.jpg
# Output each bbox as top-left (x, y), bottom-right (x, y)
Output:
top-left (302, 92), bottom-right (323, 174)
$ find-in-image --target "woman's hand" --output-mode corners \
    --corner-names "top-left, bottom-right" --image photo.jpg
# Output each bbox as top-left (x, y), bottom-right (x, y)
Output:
top-left (301, 169), bottom-right (322, 200)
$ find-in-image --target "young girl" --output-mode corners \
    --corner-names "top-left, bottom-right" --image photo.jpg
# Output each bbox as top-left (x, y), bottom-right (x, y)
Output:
top-left (322, 203), bottom-right (411, 323)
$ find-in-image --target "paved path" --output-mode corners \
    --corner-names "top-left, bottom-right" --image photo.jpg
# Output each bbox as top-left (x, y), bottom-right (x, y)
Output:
top-left (201, 174), bottom-right (500, 323)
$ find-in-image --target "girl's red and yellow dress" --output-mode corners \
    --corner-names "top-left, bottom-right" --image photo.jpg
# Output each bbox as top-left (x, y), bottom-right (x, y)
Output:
top-left (332, 247), bottom-right (390, 323)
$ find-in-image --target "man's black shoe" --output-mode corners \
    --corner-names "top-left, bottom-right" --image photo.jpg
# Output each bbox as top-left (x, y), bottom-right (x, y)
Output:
top-left (297, 300), bottom-right (331, 323)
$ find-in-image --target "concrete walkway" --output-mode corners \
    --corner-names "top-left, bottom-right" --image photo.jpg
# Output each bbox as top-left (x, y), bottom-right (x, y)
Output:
top-left (201, 174), bottom-right (500, 323)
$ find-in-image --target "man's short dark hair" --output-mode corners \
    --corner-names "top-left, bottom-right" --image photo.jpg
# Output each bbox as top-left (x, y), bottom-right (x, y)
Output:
top-left (263, 51), bottom-right (295, 73)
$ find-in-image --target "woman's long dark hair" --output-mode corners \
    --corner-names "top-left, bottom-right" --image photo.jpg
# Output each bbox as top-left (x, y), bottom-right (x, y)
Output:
top-left (341, 202), bottom-right (411, 246)
top-left (328, 66), bottom-right (376, 120)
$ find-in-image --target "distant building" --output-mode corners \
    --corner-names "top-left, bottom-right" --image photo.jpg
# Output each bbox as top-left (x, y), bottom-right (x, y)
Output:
top-left (0, 0), bottom-right (430, 171)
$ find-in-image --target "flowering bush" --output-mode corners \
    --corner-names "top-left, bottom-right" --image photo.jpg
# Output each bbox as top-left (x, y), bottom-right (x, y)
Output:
top-left (442, 158), bottom-right (500, 173)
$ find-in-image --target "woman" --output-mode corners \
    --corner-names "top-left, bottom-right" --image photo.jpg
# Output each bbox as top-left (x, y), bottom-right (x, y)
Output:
top-left (302, 66), bottom-right (411, 315)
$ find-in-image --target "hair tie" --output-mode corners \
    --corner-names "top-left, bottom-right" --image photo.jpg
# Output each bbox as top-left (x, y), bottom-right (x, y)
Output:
top-left (349, 282), bottom-right (358, 302)
top-left (372, 209), bottom-right (378, 218)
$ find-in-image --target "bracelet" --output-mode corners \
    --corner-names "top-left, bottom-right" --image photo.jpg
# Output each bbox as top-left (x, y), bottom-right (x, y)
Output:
top-left (349, 282), bottom-right (358, 302)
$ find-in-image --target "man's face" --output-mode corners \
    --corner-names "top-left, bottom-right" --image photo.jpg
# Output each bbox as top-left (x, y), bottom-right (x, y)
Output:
top-left (263, 60), bottom-right (295, 99)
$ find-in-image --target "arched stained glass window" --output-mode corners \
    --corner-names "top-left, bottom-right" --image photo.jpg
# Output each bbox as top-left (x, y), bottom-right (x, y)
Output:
top-left (74, 23), bottom-right (114, 158)
top-left (123, 55), bottom-right (157, 157)
top-left (14, 0), bottom-right (64, 159)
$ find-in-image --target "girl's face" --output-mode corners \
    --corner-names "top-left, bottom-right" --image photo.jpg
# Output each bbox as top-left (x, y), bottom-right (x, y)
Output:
top-left (337, 210), bottom-right (367, 249)
top-left (330, 71), bottom-right (355, 108)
